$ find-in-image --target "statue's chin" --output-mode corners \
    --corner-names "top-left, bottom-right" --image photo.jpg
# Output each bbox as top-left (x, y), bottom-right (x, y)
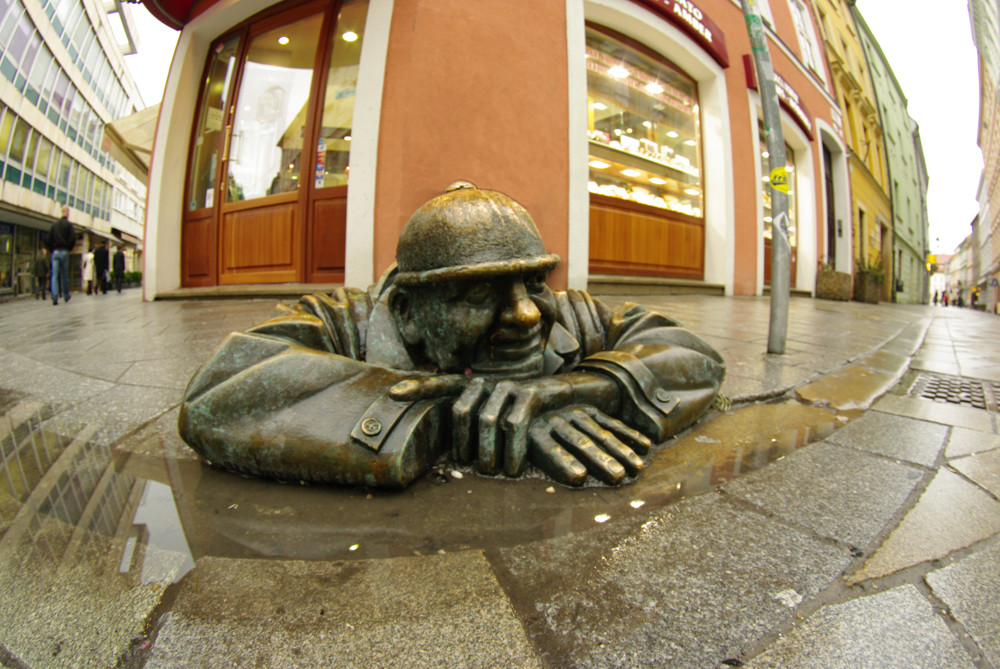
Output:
top-left (469, 352), bottom-right (545, 379)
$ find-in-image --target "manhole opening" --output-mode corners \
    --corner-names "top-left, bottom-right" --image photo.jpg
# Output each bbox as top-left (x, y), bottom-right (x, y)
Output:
top-left (910, 373), bottom-right (996, 411)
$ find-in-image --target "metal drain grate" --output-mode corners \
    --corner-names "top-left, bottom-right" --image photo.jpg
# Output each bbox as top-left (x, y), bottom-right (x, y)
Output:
top-left (910, 373), bottom-right (995, 411)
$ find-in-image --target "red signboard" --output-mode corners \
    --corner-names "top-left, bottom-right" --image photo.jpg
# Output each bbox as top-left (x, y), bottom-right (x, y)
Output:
top-left (633, 0), bottom-right (730, 68)
top-left (743, 55), bottom-right (815, 140)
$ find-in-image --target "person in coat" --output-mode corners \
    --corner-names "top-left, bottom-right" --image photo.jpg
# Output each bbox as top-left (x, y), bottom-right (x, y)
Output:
top-left (112, 246), bottom-right (126, 293)
top-left (82, 248), bottom-right (95, 295)
top-left (48, 206), bottom-right (76, 304)
top-left (33, 248), bottom-right (49, 300)
top-left (93, 240), bottom-right (109, 294)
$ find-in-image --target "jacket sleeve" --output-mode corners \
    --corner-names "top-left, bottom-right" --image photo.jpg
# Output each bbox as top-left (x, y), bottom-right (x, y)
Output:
top-left (178, 290), bottom-right (443, 488)
top-left (558, 290), bottom-right (725, 442)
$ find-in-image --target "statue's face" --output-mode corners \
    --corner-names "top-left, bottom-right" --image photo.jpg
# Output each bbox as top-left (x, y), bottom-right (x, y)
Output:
top-left (397, 271), bottom-right (557, 378)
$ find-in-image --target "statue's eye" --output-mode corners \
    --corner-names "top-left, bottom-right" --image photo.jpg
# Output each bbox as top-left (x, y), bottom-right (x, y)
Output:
top-left (525, 272), bottom-right (547, 294)
top-left (463, 284), bottom-right (494, 305)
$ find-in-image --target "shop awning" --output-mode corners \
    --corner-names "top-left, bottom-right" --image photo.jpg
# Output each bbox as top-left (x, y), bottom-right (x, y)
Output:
top-left (102, 104), bottom-right (159, 182)
top-left (142, 0), bottom-right (196, 29)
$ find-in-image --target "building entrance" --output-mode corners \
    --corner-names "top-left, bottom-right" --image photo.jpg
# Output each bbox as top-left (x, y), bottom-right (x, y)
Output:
top-left (181, 0), bottom-right (366, 287)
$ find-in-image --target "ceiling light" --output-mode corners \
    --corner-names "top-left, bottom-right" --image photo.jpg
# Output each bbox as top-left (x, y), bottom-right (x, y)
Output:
top-left (592, 102), bottom-right (607, 110)
top-left (643, 121), bottom-right (652, 128)
top-left (622, 169), bottom-right (641, 177)
top-left (684, 188), bottom-right (700, 196)
top-left (344, 135), bottom-right (351, 141)
top-left (277, 36), bottom-right (289, 45)
top-left (762, 151), bottom-right (769, 158)
top-left (608, 65), bottom-right (629, 79)
top-left (645, 82), bottom-right (663, 94)
top-left (589, 160), bottom-right (610, 169)
top-left (650, 177), bottom-right (667, 185)
top-left (666, 130), bottom-right (679, 138)
top-left (684, 139), bottom-right (697, 146)
top-left (342, 31), bottom-right (358, 42)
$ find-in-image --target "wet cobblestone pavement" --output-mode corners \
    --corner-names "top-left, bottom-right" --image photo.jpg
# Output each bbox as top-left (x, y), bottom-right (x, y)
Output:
top-left (1, 290), bottom-right (998, 668)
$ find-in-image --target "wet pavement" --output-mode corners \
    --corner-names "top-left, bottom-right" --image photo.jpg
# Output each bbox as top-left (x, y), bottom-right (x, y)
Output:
top-left (1, 289), bottom-right (998, 668)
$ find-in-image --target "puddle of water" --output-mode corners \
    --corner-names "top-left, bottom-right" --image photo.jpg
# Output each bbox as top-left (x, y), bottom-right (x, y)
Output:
top-left (3, 399), bottom-right (850, 574)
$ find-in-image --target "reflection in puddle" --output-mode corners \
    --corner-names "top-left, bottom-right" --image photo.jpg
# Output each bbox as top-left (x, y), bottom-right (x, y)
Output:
top-left (3, 398), bottom-right (848, 573)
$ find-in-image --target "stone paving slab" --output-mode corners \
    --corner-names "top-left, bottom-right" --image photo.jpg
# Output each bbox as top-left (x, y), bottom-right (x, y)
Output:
top-left (851, 469), bottom-right (1000, 583)
top-left (795, 365), bottom-right (899, 410)
top-left (950, 448), bottom-right (1000, 497)
top-left (723, 441), bottom-right (924, 548)
top-left (874, 394), bottom-right (995, 433)
top-left (826, 410), bottom-right (950, 467)
top-left (946, 427), bottom-right (1000, 458)
top-left (0, 526), bottom-right (169, 669)
top-left (146, 552), bottom-right (540, 669)
top-left (926, 541), bottom-right (1000, 660)
top-left (493, 491), bottom-right (852, 668)
top-left (742, 585), bottom-right (975, 668)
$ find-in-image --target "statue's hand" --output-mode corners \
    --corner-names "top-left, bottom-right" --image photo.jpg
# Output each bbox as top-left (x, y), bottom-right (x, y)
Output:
top-left (389, 375), bottom-right (648, 485)
top-left (528, 406), bottom-right (651, 486)
top-left (390, 375), bottom-right (574, 476)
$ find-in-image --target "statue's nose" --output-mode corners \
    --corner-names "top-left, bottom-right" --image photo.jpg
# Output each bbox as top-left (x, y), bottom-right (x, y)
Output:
top-left (502, 280), bottom-right (541, 328)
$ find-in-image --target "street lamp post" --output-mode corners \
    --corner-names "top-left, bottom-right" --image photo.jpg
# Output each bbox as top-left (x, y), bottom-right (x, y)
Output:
top-left (741, 0), bottom-right (790, 354)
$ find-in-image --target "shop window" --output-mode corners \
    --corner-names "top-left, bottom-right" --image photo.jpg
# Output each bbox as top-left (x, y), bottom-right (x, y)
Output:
top-left (315, 0), bottom-right (367, 189)
top-left (225, 12), bottom-right (324, 202)
top-left (0, 223), bottom-right (12, 289)
top-left (585, 26), bottom-right (702, 218)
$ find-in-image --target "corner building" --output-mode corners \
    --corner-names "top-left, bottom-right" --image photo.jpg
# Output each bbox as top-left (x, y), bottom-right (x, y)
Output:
top-left (142, 0), bottom-right (850, 298)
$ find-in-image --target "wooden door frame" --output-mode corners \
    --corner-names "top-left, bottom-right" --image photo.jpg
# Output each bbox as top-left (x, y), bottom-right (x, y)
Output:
top-left (181, 0), bottom-right (346, 287)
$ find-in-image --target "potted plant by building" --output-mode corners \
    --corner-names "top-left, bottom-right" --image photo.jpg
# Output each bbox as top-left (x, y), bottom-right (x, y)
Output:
top-left (815, 262), bottom-right (852, 301)
top-left (853, 257), bottom-right (884, 304)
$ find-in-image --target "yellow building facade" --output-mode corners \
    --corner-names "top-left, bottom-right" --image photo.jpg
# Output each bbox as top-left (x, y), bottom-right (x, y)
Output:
top-left (812, 0), bottom-right (892, 300)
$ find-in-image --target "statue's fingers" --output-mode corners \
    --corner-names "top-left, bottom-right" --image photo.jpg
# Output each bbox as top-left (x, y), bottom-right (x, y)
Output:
top-left (581, 406), bottom-right (653, 455)
top-left (569, 411), bottom-right (644, 477)
top-left (477, 382), bottom-right (514, 475)
top-left (550, 415), bottom-right (626, 485)
top-left (502, 389), bottom-right (541, 477)
top-left (528, 423), bottom-right (588, 487)
top-left (389, 374), bottom-right (468, 401)
top-left (452, 377), bottom-right (487, 463)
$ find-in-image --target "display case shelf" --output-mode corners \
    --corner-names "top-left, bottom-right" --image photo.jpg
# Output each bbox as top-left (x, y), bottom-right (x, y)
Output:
top-left (589, 141), bottom-right (700, 184)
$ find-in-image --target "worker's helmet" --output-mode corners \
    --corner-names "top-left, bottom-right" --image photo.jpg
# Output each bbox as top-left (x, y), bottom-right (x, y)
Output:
top-left (394, 181), bottom-right (560, 285)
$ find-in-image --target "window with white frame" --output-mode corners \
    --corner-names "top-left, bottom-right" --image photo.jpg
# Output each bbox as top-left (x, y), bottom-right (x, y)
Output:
top-left (788, 0), bottom-right (826, 84)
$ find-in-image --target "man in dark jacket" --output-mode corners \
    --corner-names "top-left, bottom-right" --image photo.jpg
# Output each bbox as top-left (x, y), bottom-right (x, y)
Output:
top-left (112, 246), bottom-right (125, 293)
top-left (93, 240), bottom-right (109, 294)
top-left (48, 206), bottom-right (76, 305)
top-left (33, 248), bottom-right (49, 300)
top-left (180, 184), bottom-right (726, 489)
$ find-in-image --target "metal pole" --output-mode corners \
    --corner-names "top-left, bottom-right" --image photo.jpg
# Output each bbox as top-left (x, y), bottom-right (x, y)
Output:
top-left (741, 0), bottom-right (790, 354)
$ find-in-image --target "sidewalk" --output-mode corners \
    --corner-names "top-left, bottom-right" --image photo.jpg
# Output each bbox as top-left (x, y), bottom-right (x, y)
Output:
top-left (0, 290), bottom-right (998, 668)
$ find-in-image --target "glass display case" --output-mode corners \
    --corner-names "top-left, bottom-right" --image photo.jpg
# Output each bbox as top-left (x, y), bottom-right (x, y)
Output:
top-left (586, 26), bottom-right (703, 218)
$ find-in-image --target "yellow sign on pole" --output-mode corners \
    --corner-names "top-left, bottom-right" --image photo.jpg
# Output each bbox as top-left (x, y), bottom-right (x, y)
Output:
top-left (769, 167), bottom-right (788, 193)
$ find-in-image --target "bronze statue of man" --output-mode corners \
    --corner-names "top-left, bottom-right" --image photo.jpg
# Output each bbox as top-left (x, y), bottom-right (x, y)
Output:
top-left (179, 183), bottom-right (725, 488)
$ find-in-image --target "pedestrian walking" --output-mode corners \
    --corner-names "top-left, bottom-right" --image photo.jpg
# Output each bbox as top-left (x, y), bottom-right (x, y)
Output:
top-left (83, 247), bottom-right (95, 294)
top-left (933, 290), bottom-right (938, 306)
top-left (33, 248), bottom-right (49, 300)
top-left (94, 240), bottom-right (109, 294)
top-left (112, 246), bottom-right (125, 293)
top-left (48, 205), bottom-right (76, 305)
